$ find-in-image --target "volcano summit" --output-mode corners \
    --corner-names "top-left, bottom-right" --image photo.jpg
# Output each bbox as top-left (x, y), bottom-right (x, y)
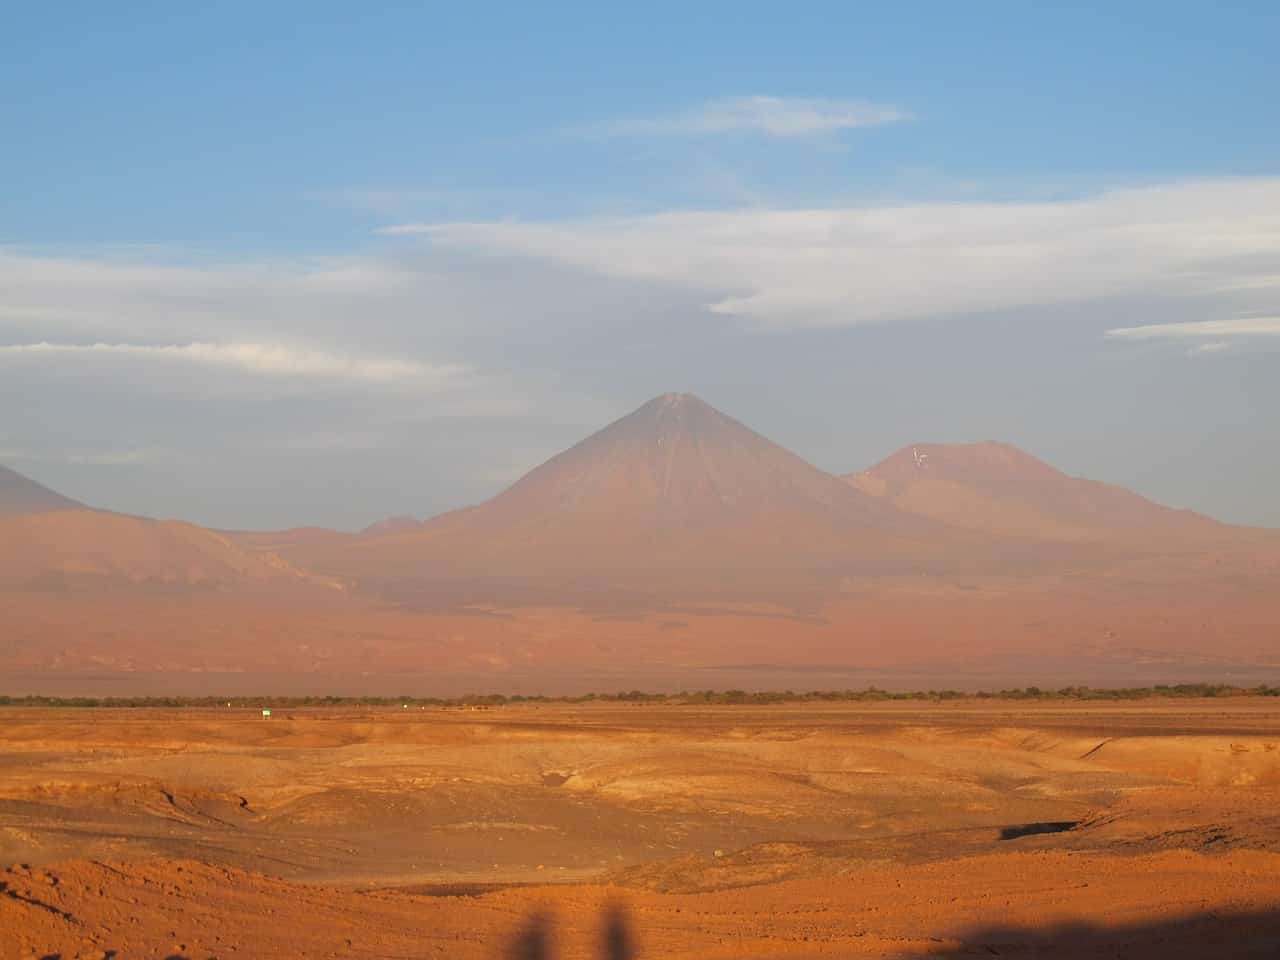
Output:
top-left (291, 393), bottom-right (960, 591)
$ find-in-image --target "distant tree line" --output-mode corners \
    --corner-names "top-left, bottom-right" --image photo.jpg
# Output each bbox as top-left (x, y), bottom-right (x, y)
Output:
top-left (0, 683), bottom-right (1277, 709)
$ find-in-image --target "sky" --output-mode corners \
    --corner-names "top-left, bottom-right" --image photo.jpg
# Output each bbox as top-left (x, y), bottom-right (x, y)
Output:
top-left (3, 1), bottom-right (1279, 530)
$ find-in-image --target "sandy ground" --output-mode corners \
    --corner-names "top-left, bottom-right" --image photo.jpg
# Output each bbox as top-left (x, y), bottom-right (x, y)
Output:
top-left (3, 700), bottom-right (1280, 958)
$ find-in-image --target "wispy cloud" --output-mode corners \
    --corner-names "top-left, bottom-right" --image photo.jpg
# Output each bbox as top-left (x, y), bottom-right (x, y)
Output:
top-left (1189, 340), bottom-right (1234, 355)
top-left (581, 95), bottom-right (910, 139)
top-left (1105, 317), bottom-right (1280, 358)
top-left (1104, 317), bottom-right (1280, 340)
top-left (0, 447), bottom-right (159, 466)
top-left (0, 247), bottom-right (506, 406)
top-left (383, 178), bottom-right (1280, 328)
top-left (0, 341), bottom-right (463, 384)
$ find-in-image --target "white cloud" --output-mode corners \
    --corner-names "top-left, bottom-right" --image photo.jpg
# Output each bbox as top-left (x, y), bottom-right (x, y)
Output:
top-left (1104, 317), bottom-right (1280, 340)
top-left (5, 175), bottom-right (1280, 528)
top-left (0, 247), bottom-right (505, 405)
top-left (1189, 341), bottom-right (1234, 356)
top-left (382, 178), bottom-right (1280, 328)
top-left (0, 340), bottom-right (463, 384)
top-left (583, 95), bottom-right (910, 138)
top-left (0, 447), bottom-right (159, 466)
top-left (1213, 274), bottom-right (1280, 293)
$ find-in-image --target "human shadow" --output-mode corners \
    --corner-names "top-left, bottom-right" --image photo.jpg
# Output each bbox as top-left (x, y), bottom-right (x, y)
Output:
top-left (508, 911), bottom-right (553, 960)
top-left (602, 903), bottom-right (635, 960)
top-left (507, 904), bottom-right (635, 960)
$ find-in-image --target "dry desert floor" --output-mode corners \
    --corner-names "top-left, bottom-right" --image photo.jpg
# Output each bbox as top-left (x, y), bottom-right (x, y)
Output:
top-left (3, 700), bottom-right (1280, 958)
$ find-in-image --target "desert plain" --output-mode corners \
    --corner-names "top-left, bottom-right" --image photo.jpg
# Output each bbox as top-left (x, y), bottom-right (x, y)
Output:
top-left (3, 698), bottom-right (1280, 959)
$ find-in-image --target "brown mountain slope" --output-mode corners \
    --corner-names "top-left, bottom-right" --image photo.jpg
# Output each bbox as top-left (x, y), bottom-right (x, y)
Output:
top-left (304, 393), bottom-right (969, 590)
top-left (227, 525), bottom-right (356, 556)
top-left (0, 463), bottom-right (82, 517)
top-left (0, 509), bottom-right (314, 588)
top-left (0, 465), bottom-right (313, 589)
top-left (2, 429), bottom-right (1277, 686)
top-left (845, 441), bottom-right (1233, 544)
top-left (361, 515), bottom-right (421, 537)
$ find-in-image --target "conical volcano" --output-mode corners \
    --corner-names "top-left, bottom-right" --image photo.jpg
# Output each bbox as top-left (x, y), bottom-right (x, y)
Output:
top-left (321, 393), bottom-right (949, 589)
top-left (471, 392), bottom-right (897, 536)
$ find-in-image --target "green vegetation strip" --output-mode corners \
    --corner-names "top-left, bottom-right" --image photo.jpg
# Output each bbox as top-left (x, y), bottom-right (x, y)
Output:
top-left (1, 684), bottom-right (1278, 709)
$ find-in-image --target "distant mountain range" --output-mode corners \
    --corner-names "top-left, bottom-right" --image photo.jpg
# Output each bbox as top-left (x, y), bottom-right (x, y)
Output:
top-left (269, 393), bottom-right (960, 590)
top-left (844, 440), bottom-right (1229, 544)
top-left (0, 465), bottom-right (310, 588)
top-left (2, 394), bottom-right (1276, 691)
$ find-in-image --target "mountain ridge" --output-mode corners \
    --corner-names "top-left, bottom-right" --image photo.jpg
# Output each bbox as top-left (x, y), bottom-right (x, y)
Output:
top-left (1, 399), bottom-right (1277, 687)
top-left (300, 392), bottom-right (971, 588)
top-left (844, 440), bottom-right (1233, 544)
top-left (0, 463), bottom-right (84, 517)
top-left (0, 464), bottom-right (314, 589)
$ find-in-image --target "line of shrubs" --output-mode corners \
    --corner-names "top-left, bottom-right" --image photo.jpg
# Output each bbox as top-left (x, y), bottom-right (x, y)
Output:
top-left (1, 683), bottom-right (1277, 709)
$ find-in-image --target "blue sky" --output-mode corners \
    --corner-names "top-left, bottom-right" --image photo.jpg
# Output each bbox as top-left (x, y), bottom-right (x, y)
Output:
top-left (7, 2), bottom-right (1278, 245)
top-left (2, 2), bottom-right (1279, 528)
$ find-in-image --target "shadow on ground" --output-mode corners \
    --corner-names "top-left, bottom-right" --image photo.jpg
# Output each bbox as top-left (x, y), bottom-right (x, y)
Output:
top-left (509, 904), bottom-right (634, 960)
top-left (30, 905), bottom-right (1280, 958)
top-left (931, 909), bottom-right (1280, 958)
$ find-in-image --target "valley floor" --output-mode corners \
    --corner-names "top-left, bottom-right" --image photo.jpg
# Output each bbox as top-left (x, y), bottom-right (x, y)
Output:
top-left (3, 701), bottom-right (1279, 958)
